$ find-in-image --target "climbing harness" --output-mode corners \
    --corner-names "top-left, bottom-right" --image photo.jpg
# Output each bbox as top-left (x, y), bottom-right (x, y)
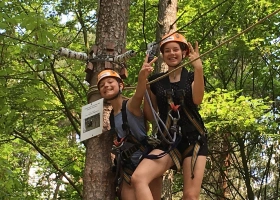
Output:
top-left (168, 68), bottom-right (207, 178)
top-left (145, 67), bottom-right (207, 177)
top-left (143, 87), bottom-right (183, 170)
top-left (110, 100), bottom-right (153, 199)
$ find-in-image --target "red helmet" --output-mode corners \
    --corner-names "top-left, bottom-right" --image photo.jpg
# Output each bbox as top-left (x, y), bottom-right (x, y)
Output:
top-left (160, 33), bottom-right (189, 55)
top-left (97, 70), bottom-right (123, 90)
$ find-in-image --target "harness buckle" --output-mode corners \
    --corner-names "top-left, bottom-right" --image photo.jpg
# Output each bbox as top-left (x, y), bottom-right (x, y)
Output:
top-left (113, 138), bottom-right (125, 148)
top-left (176, 89), bottom-right (185, 98)
top-left (164, 89), bottom-right (174, 97)
top-left (176, 89), bottom-right (185, 103)
top-left (170, 125), bottom-right (177, 135)
top-left (197, 134), bottom-right (207, 146)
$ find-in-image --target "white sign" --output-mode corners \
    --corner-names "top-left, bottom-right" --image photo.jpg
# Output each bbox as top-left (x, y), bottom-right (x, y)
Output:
top-left (80, 98), bottom-right (104, 141)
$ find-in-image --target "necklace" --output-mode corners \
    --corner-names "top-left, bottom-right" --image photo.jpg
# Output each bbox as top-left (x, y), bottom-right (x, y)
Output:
top-left (173, 71), bottom-right (176, 79)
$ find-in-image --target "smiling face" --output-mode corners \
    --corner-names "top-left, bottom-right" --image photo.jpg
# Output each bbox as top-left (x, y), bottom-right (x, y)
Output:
top-left (162, 42), bottom-right (186, 67)
top-left (98, 77), bottom-right (123, 99)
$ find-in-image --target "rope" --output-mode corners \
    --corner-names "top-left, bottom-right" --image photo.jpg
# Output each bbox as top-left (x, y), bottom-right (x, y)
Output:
top-left (135, 0), bottom-right (232, 53)
top-left (1, 4), bottom-right (278, 77)
top-left (147, 7), bottom-right (280, 85)
top-left (144, 91), bottom-right (176, 144)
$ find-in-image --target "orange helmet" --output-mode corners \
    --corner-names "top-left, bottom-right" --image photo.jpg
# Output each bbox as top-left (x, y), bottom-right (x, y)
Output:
top-left (97, 69), bottom-right (123, 89)
top-left (160, 33), bottom-right (189, 55)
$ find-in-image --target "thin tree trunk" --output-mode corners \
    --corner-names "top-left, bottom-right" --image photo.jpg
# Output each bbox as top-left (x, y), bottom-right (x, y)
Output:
top-left (218, 132), bottom-right (230, 200)
top-left (161, 170), bottom-right (174, 200)
top-left (83, 0), bottom-right (130, 199)
top-left (155, 0), bottom-right (178, 73)
top-left (238, 137), bottom-right (255, 200)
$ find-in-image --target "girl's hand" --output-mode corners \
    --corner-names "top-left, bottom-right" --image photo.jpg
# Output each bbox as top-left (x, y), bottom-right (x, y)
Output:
top-left (139, 54), bottom-right (157, 79)
top-left (187, 41), bottom-right (203, 69)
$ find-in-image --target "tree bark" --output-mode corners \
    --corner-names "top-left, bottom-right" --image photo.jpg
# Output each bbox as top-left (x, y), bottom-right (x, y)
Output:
top-left (83, 0), bottom-right (130, 199)
top-left (161, 170), bottom-right (174, 200)
top-left (218, 132), bottom-right (230, 200)
top-left (156, 0), bottom-right (178, 73)
top-left (238, 137), bottom-right (255, 200)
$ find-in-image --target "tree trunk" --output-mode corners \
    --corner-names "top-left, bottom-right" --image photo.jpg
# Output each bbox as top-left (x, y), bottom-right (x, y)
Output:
top-left (218, 133), bottom-right (230, 200)
top-left (156, 0), bottom-right (178, 199)
top-left (83, 0), bottom-right (130, 199)
top-left (238, 137), bottom-right (255, 200)
top-left (156, 0), bottom-right (178, 73)
top-left (161, 170), bottom-right (174, 200)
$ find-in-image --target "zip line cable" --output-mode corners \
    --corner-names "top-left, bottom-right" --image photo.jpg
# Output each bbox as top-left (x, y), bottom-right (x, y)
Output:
top-left (198, 0), bottom-right (235, 44)
top-left (147, 7), bottom-right (280, 85)
top-left (1, 2), bottom-right (279, 74)
top-left (169, 10), bottom-right (187, 32)
top-left (176, 0), bottom-right (231, 35)
top-left (1, 0), bottom-right (232, 60)
top-left (141, 0), bottom-right (232, 50)
top-left (141, 0), bottom-right (229, 53)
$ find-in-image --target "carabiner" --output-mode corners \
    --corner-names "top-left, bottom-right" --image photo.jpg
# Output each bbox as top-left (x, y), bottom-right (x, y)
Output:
top-left (168, 109), bottom-right (180, 125)
top-left (112, 138), bottom-right (125, 149)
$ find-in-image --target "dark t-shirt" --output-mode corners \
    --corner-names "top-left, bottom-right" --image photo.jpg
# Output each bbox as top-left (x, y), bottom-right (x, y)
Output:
top-left (148, 68), bottom-right (204, 133)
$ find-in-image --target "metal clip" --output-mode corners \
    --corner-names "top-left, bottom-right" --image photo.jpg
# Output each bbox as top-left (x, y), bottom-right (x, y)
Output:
top-left (112, 139), bottom-right (124, 150)
top-left (168, 109), bottom-right (181, 137)
top-left (168, 110), bottom-right (180, 126)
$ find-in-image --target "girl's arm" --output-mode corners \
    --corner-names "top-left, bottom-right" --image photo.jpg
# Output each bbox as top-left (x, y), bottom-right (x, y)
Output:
top-left (188, 41), bottom-right (204, 105)
top-left (127, 55), bottom-right (157, 117)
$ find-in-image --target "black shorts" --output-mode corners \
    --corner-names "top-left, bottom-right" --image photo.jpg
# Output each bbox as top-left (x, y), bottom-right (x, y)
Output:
top-left (157, 130), bottom-right (208, 160)
top-left (176, 131), bottom-right (208, 158)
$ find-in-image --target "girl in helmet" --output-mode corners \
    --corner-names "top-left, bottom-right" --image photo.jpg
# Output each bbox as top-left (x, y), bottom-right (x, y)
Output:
top-left (131, 33), bottom-right (208, 200)
top-left (97, 55), bottom-right (162, 200)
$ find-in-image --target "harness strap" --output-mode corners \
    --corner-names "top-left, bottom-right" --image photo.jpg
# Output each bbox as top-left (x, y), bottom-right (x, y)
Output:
top-left (181, 105), bottom-right (205, 136)
top-left (163, 89), bottom-right (173, 139)
top-left (121, 99), bottom-right (129, 132)
top-left (177, 71), bottom-right (207, 178)
top-left (120, 144), bottom-right (139, 160)
top-left (191, 143), bottom-right (201, 178)
top-left (169, 148), bottom-right (182, 171)
top-left (161, 68), bottom-right (207, 178)
top-left (110, 99), bottom-right (153, 197)
top-left (162, 72), bottom-right (184, 142)
top-left (182, 144), bottom-right (195, 158)
top-left (110, 100), bottom-right (147, 151)
top-left (122, 167), bottom-right (134, 185)
top-left (114, 154), bottom-right (122, 199)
